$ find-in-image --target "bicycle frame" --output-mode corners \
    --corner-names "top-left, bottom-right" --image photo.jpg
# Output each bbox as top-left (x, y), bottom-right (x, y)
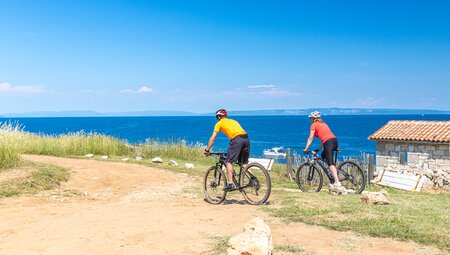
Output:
top-left (211, 153), bottom-right (253, 191)
top-left (306, 151), bottom-right (352, 184)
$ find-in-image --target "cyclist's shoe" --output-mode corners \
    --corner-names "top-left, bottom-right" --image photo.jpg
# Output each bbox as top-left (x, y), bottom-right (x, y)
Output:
top-left (330, 183), bottom-right (348, 195)
top-left (223, 183), bottom-right (236, 191)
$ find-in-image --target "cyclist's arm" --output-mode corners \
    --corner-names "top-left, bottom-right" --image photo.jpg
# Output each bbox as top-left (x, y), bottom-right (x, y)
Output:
top-left (206, 131), bottom-right (218, 151)
top-left (303, 128), bottom-right (315, 152)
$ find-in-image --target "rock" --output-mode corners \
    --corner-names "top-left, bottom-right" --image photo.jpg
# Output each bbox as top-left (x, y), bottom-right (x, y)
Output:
top-left (424, 169), bottom-right (434, 179)
top-left (329, 185), bottom-right (348, 195)
top-left (135, 156), bottom-right (142, 161)
top-left (152, 157), bottom-right (163, 163)
top-left (101, 155), bottom-right (109, 160)
top-left (83, 191), bottom-right (89, 197)
top-left (84, 154), bottom-right (94, 158)
top-left (227, 217), bottom-right (273, 255)
top-left (122, 157), bottom-right (129, 161)
top-left (361, 191), bottom-right (389, 205)
top-left (168, 160), bottom-right (179, 166)
top-left (184, 163), bottom-right (195, 169)
top-left (422, 176), bottom-right (434, 190)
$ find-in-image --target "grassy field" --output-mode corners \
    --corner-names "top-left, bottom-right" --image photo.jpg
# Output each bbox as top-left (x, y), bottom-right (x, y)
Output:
top-left (0, 162), bottom-right (69, 197)
top-left (1, 122), bottom-right (449, 251)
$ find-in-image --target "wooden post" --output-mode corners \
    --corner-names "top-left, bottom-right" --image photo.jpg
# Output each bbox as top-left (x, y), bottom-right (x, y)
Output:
top-left (286, 148), bottom-right (292, 179)
top-left (368, 154), bottom-right (374, 186)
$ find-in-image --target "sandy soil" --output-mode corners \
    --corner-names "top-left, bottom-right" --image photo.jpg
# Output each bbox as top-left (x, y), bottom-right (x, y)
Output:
top-left (0, 155), bottom-right (445, 255)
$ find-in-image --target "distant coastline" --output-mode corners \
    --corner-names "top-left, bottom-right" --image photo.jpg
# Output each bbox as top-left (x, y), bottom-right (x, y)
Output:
top-left (0, 108), bottom-right (449, 118)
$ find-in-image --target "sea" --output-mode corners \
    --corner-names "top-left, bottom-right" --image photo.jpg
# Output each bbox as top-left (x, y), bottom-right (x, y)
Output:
top-left (1, 115), bottom-right (449, 159)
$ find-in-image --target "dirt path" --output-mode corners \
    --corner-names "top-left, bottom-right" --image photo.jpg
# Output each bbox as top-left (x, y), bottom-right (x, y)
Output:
top-left (0, 155), bottom-right (445, 255)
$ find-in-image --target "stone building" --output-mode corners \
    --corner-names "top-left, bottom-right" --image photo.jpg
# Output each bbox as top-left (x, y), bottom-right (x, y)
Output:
top-left (368, 120), bottom-right (450, 189)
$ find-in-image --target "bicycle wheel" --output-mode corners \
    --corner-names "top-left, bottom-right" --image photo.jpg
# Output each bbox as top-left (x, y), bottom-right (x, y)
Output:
top-left (203, 166), bottom-right (227, 204)
top-left (240, 163), bottom-right (271, 205)
top-left (337, 161), bottom-right (366, 194)
top-left (295, 163), bottom-right (323, 192)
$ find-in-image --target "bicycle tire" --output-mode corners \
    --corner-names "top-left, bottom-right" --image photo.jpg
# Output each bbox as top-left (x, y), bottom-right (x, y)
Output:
top-left (203, 166), bottom-right (227, 204)
top-left (337, 160), bottom-right (366, 194)
top-left (295, 162), bottom-right (323, 192)
top-left (240, 163), bottom-right (271, 205)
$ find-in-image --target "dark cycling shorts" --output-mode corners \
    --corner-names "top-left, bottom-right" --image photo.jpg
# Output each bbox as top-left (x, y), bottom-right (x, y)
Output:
top-left (227, 134), bottom-right (250, 164)
top-left (321, 138), bottom-right (338, 166)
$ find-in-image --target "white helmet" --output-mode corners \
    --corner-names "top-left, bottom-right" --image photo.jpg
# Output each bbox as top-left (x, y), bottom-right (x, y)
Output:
top-left (308, 111), bottom-right (321, 119)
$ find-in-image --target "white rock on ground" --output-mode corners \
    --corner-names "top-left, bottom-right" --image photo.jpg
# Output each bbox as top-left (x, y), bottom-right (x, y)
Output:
top-left (101, 156), bottom-right (109, 160)
top-left (84, 154), bottom-right (94, 158)
top-left (184, 163), bottom-right (195, 169)
top-left (168, 160), bottom-right (179, 166)
top-left (135, 156), bottom-right (142, 161)
top-left (152, 157), bottom-right (163, 163)
top-left (122, 158), bottom-right (130, 161)
top-left (361, 191), bottom-right (389, 205)
top-left (227, 217), bottom-right (273, 255)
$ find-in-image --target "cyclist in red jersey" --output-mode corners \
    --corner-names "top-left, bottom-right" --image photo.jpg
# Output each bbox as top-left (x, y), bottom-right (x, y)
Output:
top-left (303, 111), bottom-right (342, 188)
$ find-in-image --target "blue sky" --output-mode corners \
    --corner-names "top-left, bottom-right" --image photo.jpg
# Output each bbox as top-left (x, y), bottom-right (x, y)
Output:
top-left (0, 0), bottom-right (449, 113)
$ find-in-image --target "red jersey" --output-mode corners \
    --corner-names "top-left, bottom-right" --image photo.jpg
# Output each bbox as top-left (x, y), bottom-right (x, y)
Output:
top-left (311, 121), bottom-right (336, 144)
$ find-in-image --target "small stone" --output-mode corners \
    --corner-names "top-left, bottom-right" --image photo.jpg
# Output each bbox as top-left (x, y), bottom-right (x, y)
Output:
top-left (135, 156), bottom-right (142, 161)
top-left (84, 154), bottom-right (94, 158)
top-left (83, 191), bottom-right (89, 197)
top-left (361, 191), bottom-right (389, 205)
top-left (184, 163), bottom-right (195, 169)
top-left (101, 155), bottom-right (109, 160)
top-left (122, 157), bottom-right (129, 161)
top-left (168, 160), bottom-right (179, 166)
top-left (152, 157), bottom-right (163, 163)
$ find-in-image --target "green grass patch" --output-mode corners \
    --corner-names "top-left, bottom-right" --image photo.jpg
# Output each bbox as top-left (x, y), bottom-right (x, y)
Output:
top-left (0, 162), bottom-right (69, 197)
top-left (208, 235), bottom-right (231, 255)
top-left (264, 187), bottom-right (450, 251)
top-left (274, 244), bottom-right (310, 254)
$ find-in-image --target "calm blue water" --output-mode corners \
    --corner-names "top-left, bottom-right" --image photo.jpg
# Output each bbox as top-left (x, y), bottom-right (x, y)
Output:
top-left (1, 115), bottom-right (449, 158)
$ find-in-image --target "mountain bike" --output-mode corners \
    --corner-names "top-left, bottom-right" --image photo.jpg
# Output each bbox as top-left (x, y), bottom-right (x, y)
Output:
top-left (295, 149), bottom-right (366, 193)
top-left (203, 152), bottom-right (271, 205)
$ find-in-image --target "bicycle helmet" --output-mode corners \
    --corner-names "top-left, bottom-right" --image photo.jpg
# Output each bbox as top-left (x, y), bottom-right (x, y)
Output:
top-left (215, 109), bottom-right (228, 119)
top-left (308, 111), bottom-right (321, 119)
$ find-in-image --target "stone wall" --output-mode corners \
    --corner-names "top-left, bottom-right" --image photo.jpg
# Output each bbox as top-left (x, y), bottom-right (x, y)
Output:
top-left (375, 141), bottom-right (450, 189)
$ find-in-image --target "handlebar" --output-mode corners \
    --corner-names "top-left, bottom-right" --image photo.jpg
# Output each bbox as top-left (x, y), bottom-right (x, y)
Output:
top-left (209, 152), bottom-right (227, 156)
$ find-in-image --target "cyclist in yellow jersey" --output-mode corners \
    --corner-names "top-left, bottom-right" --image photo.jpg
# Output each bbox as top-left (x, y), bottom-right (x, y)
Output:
top-left (205, 109), bottom-right (250, 191)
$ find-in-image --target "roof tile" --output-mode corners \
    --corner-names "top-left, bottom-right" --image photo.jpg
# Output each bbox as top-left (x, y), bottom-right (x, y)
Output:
top-left (368, 120), bottom-right (450, 143)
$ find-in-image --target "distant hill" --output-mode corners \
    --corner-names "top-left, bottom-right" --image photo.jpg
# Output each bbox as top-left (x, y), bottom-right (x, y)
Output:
top-left (227, 108), bottom-right (450, 116)
top-left (0, 108), bottom-right (448, 118)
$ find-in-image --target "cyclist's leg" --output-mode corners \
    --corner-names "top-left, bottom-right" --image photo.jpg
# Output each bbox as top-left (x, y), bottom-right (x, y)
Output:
top-left (226, 137), bottom-right (244, 183)
top-left (323, 138), bottom-right (339, 184)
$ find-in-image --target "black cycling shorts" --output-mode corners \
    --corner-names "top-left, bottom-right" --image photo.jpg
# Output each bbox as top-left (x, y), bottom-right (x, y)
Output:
top-left (321, 138), bottom-right (338, 166)
top-left (227, 134), bottom-right (250, 164)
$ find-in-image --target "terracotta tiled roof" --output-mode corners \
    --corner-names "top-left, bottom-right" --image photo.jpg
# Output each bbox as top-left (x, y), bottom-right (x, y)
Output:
top-left (368, 120), bottom-right (450, 143)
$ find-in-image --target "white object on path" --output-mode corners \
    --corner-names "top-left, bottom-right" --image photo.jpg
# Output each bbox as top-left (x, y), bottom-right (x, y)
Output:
top-left (122, 158), bottom-right (130, 161)
top-left (135, 156), bottom-right (142, 161)
top-left (152, 157), bottom-right (163, 163)
top-left (101, 156), bottom-right (109, 160)
top-left (84, 154), bottom-right (94, 158)
top-left (184, 163), bottom-right (195, 169)
top-left (228, 217), bottom-right (273, 255)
